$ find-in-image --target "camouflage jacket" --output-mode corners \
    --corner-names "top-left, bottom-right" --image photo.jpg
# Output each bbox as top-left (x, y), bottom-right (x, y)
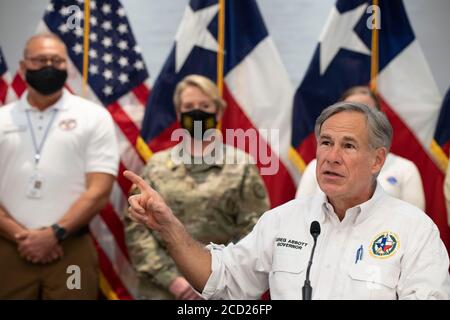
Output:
top-left (124, 144), bottom-right (270, 299)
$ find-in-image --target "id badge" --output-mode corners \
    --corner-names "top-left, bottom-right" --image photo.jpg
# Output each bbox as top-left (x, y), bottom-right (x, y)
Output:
top-left (27, 172), bottom-right (44, 199)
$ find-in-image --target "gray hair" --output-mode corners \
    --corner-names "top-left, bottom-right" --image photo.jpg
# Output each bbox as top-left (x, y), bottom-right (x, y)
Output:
top-left (314, 102), bottom-right (393, 150)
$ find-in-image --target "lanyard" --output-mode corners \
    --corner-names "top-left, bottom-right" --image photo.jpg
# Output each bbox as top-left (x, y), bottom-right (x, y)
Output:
top-left (25, 109), bottom-right (58, 166)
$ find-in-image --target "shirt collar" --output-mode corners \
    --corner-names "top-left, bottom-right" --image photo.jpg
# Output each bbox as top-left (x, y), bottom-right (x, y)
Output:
top-left (19, 88), bottom-right (70, 112)
top-left (319, 181), bottom-right (385, 226)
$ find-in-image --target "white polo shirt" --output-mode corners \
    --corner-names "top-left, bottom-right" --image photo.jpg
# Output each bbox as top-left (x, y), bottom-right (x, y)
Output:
top-left (0, 89), bottom-right (119, 228)
top-left (202, 183), bottom-right (450, 300)
top-left (295, 154), bottom-right (426, 210)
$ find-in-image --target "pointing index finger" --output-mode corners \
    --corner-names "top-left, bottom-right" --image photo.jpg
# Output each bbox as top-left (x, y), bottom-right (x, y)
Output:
top-left (123, 170), bottom-right (152, 193)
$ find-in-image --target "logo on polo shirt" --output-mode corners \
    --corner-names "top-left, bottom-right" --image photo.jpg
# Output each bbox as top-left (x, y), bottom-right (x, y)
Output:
top-left (59, 118), bottom-right (77, 131)
top-left (370, 231), bottom-right (399, 259)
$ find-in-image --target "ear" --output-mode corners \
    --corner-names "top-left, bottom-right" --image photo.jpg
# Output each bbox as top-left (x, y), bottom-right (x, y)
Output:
top-left (19, 60), bottom-right (26, 78)
top-left (371, 147), bottom-right (387, 175)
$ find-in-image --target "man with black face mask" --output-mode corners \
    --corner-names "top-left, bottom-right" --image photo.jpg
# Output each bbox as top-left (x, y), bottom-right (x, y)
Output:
top-left (124, 74), bottom-right (270, 300)
top-left (0, 33), bottom-right (119, 299)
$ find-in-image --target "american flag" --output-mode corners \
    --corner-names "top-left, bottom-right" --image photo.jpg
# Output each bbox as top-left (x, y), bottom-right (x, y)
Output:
top-left (10, 0), bottom-right (150, 299)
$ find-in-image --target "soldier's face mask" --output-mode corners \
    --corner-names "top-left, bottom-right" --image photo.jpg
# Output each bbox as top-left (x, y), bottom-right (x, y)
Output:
top-left (180, 109), bottom-right (218, 140)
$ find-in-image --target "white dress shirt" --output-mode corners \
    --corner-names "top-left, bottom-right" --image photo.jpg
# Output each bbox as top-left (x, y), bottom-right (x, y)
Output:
top-left (202, 183), bottom-right (450, 300)
top-left (0, 89), bottom-right (119, 228)
top-left (295, 154), bottom-right (425, 210)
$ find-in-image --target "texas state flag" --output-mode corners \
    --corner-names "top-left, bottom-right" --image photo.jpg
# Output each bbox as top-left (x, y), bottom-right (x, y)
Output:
top-left (291, 0), bottom-right (450, 250)
top-left (141, 0), bottom-right (299, 207)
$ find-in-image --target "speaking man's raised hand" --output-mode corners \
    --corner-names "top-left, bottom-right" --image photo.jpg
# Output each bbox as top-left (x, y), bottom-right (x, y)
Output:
top-left (123, 170), bottom-right (175, 232)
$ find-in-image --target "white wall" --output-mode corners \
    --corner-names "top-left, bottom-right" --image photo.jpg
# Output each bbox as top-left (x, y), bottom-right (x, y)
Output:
top-left (0, 0), bottom-right (448, 94)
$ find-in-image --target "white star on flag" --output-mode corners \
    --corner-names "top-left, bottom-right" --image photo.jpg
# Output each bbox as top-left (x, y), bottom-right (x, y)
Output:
top-left (58, 24), bottom-right (69, 34)
top-left (89, 48), bottom-right (98, 59)
top-left (117, 40), bottom-right (128, 51)
top-left (89, 64), bottom-right (99, 75)
top-left (118, 73), bottom-right (129, 84)
top-left (319, 4), bottom-right (370, 75)
top-left (74, 27), bottom-right (83, 38)
top-left (102, 4), bottom-right (112, 15)
top-left (102, 53), bottom-right (113, 64)
top-left (72, 43), bottom-right (82, 55)
top-left (118, 23), bottom-right (128, 34)
top-left (134, 60), bottom-right (144, 70)
top-left (90, 33), bottom-right (98, 42)
top-left (174, 4), bottom-right (219, 73)
top-left (102, 69), bottom-right (113, 80)
top-left (102, 37), bottom-right (112, 48)
top-left (101, 21), bottom-right (112, 31)
top-left (117, 7), bottom-right (126, 17)
top-left (103, 85), bottom-right (113, 96)
top-left (118, 56), bottom-right (129, 67)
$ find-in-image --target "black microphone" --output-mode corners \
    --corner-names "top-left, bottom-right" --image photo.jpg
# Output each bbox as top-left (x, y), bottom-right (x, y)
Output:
top-left (302, 220), bottom-right (321, 300)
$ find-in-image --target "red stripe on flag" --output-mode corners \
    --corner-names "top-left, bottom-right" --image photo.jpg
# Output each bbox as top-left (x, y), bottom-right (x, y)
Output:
top-left (380, 97), bottom-right (450, 251)
top-left (148, 122), bottom-right (181, 153)
top-left (0, 76), bottom-right (8, 104)
top-left (222, 85), bottom-right (296, 208)
top-left (11, 73), bottom-right (26, 97)
top-left (132, 83), bottom-right (150, 107)
top-left (107, 102), bottom-right (143, 156)
top-left (99, 203), bottom-right (130, 261)
top-left (92, 236), bottom-right (133, 300)
top-left (117, 161), bottom-right (133, 195)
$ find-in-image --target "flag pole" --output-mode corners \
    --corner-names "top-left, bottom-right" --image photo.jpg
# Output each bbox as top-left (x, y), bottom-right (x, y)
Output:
top-left (370, 0), bottom-right (379, 94)
top-left (82, 0), bottom-right (91, 98)
top-left (217, 0), bottom-right (225, 97)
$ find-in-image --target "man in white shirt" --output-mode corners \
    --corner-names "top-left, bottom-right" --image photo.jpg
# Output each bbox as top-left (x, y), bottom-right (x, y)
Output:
top-left (0, 33), bottom-right (118, 299)
top-left (296, 86), bottom-right (425, 211)
top-left (125, 102), bottom-right (450, 299)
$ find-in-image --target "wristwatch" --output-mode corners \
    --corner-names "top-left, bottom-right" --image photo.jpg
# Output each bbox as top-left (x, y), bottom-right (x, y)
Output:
top-left (51, 223), bottom-right (69, 243)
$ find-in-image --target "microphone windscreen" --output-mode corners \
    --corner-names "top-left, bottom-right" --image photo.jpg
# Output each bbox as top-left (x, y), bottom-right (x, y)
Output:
top-left (310, 221), bottom-right (321, 237)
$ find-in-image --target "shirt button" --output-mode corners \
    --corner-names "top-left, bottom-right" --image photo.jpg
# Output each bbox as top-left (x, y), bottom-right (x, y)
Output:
top-left (326, 264), bottom-right (331, 269)
top-left (38, 126), bottom-right (43, 130)
top-left (39, 115), bottom-right (43, 120)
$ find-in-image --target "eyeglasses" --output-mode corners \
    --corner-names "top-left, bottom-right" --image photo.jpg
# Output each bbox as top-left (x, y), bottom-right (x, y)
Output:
top-left (25, 56), bottom-right (66, 68)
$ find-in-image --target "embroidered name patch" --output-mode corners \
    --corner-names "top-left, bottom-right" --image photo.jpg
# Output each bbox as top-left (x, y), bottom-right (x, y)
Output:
top-left (275, 237), bottom-right (308, 250)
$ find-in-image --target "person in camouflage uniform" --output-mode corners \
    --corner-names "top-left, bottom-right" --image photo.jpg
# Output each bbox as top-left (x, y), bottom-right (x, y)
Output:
top-left (124, 75), bottom-right (270, 300)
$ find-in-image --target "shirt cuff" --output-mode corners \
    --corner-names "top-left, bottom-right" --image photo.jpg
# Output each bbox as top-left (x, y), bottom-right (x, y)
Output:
top-left (201, 243), bottom-right (226, 299)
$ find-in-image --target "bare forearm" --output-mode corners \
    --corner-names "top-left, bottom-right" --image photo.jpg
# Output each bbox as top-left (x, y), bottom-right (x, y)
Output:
top-left (162, 219), bottom-right (212, 292)
top-left (58, 172), bottom-right (114, 234)
top-left (0, 205), bottom-right (26, 242)
top-left (57, 191), bottom-right (108, 234)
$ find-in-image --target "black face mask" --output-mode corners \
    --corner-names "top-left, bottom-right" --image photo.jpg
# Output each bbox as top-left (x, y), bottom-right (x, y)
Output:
top-left (25, 66), bottom-right (67, 95)
top-left (181, 110), bottom-right (218, 139)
